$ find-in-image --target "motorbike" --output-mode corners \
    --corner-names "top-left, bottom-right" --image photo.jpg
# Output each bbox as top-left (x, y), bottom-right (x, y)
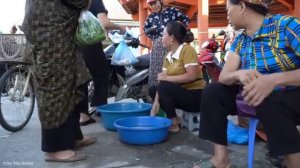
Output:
top-left (114, 27), bottom-right (163, 102)
top-left (198, 30), bottom-right (226, 84)
top-left (88, 30), bottom-right (151, 112)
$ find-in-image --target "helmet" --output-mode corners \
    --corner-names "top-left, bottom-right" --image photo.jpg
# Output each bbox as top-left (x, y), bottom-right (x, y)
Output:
top-left (147, 0), bottom-right (156, 3)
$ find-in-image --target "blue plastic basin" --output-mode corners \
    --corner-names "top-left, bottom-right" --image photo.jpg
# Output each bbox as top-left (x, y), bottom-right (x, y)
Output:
top-left (97, 102), bottom-right (151, 131)
top-left (114, 116), bottom-right (172, 145)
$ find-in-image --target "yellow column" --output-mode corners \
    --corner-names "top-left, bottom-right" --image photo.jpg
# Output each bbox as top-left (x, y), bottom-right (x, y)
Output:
top-left (197, 0), bottom-right (209, 53)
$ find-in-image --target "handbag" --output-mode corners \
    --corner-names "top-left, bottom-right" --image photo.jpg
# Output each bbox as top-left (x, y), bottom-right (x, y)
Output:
top-left (75, 10), bottom-right (106, 46)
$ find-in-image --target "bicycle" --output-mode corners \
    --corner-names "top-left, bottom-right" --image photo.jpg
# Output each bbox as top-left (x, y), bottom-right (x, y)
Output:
top-left (0, 34), bottom-right (35, 132)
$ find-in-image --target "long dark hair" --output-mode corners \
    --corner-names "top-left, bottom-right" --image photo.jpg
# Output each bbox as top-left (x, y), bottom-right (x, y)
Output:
top-left (166, 21), bottom-right (188, 44)
top-left (229, 0), bottom-right (270, 16)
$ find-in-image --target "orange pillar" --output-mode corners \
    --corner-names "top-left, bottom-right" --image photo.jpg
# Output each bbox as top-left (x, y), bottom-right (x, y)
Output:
top-left (139, 0), bottom-right (148, 53)
top-left (295, 0), bottom-right (300, 17)
top-left (197, 0), bottom-right (209, 53)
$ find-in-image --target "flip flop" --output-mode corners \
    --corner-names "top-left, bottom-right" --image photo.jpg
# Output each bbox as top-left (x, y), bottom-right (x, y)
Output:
top-left (45, 152), bottom-right (86, 162)
top-left (75, 136), bottom-right (97, 148)
top-left (80, 118), bottom-right (96, 126)
top-left (193, 159), bottom-right (216, 168)
top-left (193, 159), bottom-right (237, 168)
top-left (168, 125), bottom-right (180, 134)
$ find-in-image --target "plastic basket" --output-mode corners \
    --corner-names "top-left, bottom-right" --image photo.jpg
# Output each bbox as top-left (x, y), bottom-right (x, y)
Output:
top-left (0, 34), bottom-right (27, 62)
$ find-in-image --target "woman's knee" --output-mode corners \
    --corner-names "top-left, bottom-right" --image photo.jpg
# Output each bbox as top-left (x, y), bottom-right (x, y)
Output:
top-left (156, 81), bottom-right (173, 93)
top-left (148, 85), bottom-right (157, 99)
top-left (202, 83), bottom-right (226, 98)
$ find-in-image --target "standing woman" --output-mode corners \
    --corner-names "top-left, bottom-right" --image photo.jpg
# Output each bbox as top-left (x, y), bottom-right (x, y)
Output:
top-left (144, 0), bottom-right (190, 87)
top-left (22, 0), bottom-right (96, 162)
top-left (79, 0), bottom-right (126, 125)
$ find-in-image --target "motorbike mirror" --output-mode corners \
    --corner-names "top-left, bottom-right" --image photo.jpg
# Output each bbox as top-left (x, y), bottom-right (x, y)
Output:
top-left (218, 30), bottom-right (226, 36)
top-left (144, 28), bottom-right (156, 34)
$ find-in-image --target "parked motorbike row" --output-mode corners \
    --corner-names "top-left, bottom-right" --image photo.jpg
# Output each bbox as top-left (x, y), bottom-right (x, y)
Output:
top-left (88, 28), bottom-right (229, 113)
top-left (88, 29), bottom-right (153, 113)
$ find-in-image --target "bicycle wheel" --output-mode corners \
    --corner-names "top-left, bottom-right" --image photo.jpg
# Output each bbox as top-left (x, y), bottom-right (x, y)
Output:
top-left (0, 66), bottom-right (35, 132)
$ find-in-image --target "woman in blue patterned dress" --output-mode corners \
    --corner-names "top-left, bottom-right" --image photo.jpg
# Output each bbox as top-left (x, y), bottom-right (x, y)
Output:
top-left (144, 0), bottom-right (189, 87)
top-left (194, 0), bottom-right (300, 167)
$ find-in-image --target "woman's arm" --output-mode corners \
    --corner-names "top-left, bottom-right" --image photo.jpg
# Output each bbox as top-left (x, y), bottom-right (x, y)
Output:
top-left (97, 13), bottom-right (126, 32)
top-left (158, 65), bottom-right (199, 84)
top-left (219, 50), bottom-right (261, 86)
top-left (150, 92), bottom-right (160, 116)
top-left (219, 51), bottom-right (241, 85)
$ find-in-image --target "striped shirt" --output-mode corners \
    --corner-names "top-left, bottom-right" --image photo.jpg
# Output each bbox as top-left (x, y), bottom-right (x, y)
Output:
top-left (230, 14), bottom-right (300, 74)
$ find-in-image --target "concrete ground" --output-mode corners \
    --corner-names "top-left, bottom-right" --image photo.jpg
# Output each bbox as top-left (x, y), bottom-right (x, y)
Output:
top-left (0, 99), bottom-right (277, 168)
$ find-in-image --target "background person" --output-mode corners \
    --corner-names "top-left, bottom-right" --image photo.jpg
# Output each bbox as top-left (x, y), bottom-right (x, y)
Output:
top-left (144, 0), bottom-right (189, 87)
top-left (195, 0), bottom-right (300, 167)
top-left (149, 22), bottom-right (206, 133)
top-left (10, 25), bottom-right (17, 34)
top-left (79, 0), bottom-right (126, 126)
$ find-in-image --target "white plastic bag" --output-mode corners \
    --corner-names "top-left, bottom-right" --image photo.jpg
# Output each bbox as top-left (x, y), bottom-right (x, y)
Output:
top-left (111, 40), bottom-right (138, 66)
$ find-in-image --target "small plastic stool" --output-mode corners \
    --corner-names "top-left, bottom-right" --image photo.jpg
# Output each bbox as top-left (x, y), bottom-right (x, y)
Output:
top-left (236, 94), bottom-right (259, 168)
top-left (180, 111), bottom-right (200, 131)
top-left (248, 118), bottom-right (259, 168)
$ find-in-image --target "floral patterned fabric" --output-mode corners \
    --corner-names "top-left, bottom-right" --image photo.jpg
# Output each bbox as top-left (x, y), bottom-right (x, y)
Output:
top-left (144, 7), bottom-right (189, 41)
top-left (148, 38), bottom-right (167, 86)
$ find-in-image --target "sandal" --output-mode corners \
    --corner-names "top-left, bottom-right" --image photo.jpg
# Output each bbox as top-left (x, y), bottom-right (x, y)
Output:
top-left (169, 118), bottom-right (181, 133)
top-left (45, 152), bottom-right (86, 162)
top-left (168, 124), bottom-right (181, 133)
top-left (80, 118), bottom-right (96, 126)
top-left (75, 136), bottom-right (97, 148)
top-left (193, 159), bottom-right (216, 168)
top-left (193, 159), bottom-right (236, 168)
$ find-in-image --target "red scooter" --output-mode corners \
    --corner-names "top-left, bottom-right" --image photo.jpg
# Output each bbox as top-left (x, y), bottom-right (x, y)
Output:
top-left (198, 30), bottom-right (226, 83)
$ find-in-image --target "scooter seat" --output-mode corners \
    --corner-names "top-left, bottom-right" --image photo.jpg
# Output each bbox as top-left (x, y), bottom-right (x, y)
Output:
top-left (133, 54), bottom-right (150, 70)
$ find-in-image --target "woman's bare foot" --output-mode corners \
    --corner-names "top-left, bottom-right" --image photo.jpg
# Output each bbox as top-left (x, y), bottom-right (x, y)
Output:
top-left (45, 150), bottom-right (86, 162)
top-left (75, 135), bottom-right (97, 148)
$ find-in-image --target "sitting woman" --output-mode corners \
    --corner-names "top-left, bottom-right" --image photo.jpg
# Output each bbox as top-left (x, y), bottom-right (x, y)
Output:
top-left (149, 21), bottom-right (206, 133)
top-left (195, 0), bottom-right (300, 167)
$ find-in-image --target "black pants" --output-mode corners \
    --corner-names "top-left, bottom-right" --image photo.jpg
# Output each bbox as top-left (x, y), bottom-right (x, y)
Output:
top-left (81, 42), bottom-right (108, 107)
top-left (199, 83), bottom-right (300, 156)
top-left (41, 84), bottom-right (86, 152)
top-left (77, 82), bottom-right (89, 114)
top-left (149, 81), bottom-right (202, 119)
